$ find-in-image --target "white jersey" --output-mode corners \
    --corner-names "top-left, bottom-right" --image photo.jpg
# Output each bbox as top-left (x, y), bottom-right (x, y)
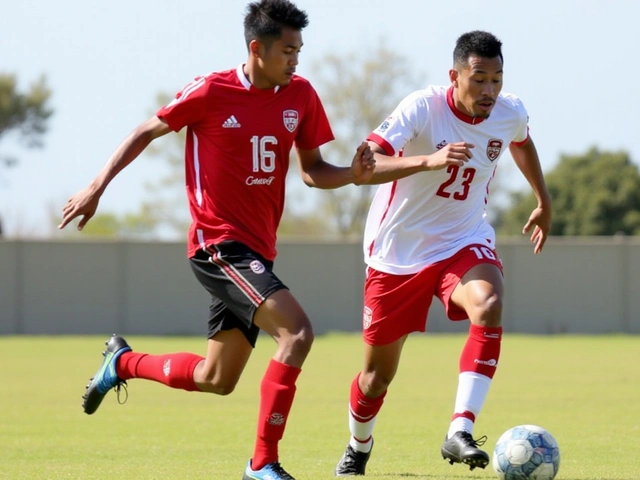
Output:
top-left (364, 85), bottom-right (529, 275)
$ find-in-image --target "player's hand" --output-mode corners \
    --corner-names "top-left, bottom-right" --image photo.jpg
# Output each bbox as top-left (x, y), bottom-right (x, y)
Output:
top-left (423, 142), bottom-right (474, 170)
top-left (523, 205), bottom-right (551, 254)
top-left (58, 186), bottom-right (102, 231)
top-left (350, 141), bottom-right (376, 185)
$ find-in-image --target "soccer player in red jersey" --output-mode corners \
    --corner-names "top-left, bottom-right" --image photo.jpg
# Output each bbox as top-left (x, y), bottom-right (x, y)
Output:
top-left (58, 1), bottom-right (374, 479)
top-left (334, 31), bottom-right (551, 476)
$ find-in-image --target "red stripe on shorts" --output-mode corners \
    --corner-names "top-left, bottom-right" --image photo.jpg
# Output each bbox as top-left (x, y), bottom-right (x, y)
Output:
top-left (207, 248), bottom-right (264, 306)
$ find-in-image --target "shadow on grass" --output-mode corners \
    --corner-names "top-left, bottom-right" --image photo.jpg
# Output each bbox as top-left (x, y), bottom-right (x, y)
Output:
top-left (367, 473), bottom-right (486, 479)
top-left (370, 476), bottom-right (628, 480)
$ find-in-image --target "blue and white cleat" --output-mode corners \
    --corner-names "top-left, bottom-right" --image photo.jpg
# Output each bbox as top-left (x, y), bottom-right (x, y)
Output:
top-left (82, 334), bottom-right (131, 415)
top-left (242, 460), bottom-right (296, 480)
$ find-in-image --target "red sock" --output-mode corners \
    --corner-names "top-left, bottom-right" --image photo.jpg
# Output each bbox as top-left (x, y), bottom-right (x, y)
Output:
top-left (251, 360), bottom-right (301, 471)
top-left (349, 373), bottom-right (386, 423)
top-left (459, 324), bottom-right (502, 378)
top-left (116, 352), bottom-right (203, 392)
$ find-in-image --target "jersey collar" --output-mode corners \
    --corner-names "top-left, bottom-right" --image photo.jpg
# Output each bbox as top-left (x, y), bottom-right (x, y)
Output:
top-left (236, 64), bottom-right (281, 94)
top-left (447, 86), bottom-right (486, 125)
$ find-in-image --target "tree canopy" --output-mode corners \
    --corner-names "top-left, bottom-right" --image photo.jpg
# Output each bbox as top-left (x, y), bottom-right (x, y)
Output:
top-left (1, 73), bottom-right (53, 237)
top-left (304, 45), bottom-right (425, 238)
top-left (495, 147), bottom-right (640, 236)
top-left (0, 73), bottom-right (53, 167)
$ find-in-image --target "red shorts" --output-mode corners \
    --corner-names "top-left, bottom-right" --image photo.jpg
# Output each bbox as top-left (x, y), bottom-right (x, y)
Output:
top-left (362, 244), bottom-right (503, 346)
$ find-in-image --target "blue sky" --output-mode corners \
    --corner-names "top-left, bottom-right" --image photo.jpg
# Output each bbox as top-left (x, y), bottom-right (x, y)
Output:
top-left (2, 0), bottom-right (639, 237)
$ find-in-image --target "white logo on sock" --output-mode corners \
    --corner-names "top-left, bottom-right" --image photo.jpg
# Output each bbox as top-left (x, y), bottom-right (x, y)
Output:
top-left (163, 359), bottom-right (171, 376)
top-left (268, 413), bottom-right (285, 425)
top-left (474, 358), bottom-right (497, 366)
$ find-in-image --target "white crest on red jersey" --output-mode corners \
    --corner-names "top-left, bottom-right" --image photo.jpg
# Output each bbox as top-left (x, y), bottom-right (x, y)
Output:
top-left (486, 139), bottom-right (503, 161)
top-left (283, 110), bottom-right (298, 132)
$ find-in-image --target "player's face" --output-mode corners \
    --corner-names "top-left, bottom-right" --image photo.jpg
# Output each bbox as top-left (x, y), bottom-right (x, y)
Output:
top-left (260, 27), bottom-right (302, 87)
top-left (450, 55), bottom-right (503, 118)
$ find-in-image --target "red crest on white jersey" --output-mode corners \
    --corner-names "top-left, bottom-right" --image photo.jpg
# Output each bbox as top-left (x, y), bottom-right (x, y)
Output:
top-left (486, 139), bottom-right (503, 161)
top-left (283, 110), bottom-right (298, 132)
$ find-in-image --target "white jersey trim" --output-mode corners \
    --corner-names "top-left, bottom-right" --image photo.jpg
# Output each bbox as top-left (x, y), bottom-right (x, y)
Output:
top-left (236, 64), bottom-right (280, 94)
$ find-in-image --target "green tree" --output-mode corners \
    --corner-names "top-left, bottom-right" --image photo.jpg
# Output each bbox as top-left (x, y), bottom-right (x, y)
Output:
top-left (495, 147), bottom-right (640, 236)
top-left (305, 45), bottom-right (425, 238)
top-left (78, 209), bottom-right (160, 239)
top-left (1, 73), bottom-right (53, 236)
top-left (54, 93), bottom-right (188, 240)
top-left (137, 92), bottom-right (191, 237)
top-left (0, 73), bottom-right (53, 167)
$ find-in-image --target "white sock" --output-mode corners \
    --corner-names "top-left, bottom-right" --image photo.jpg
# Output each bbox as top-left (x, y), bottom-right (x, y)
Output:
top-left (349, 435), bottom-right (373, 453)
top-left (447, 371), bottom-right (491, 439)
top-left (348, 406), bottom-right (376, 453)
top-left (448, 417), bottom-right (475, 438)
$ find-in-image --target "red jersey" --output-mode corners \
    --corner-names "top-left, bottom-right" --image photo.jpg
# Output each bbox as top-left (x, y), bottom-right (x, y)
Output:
top-left (157, 65), bottom-right (334, 261)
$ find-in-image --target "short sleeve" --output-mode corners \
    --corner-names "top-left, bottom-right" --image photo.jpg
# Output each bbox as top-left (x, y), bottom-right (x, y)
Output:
top-left (367, 90), bottom-right (428, 156)
top-left (156, 76), bottom-right (210, 132)
top-left (294, 85), bottom-right (335, 150)
top-left (510, 96), bottom-right (530, 147)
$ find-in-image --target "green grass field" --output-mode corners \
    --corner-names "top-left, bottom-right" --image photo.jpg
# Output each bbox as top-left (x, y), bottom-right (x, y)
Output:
top-left (1, 334), bottom-right (638, 479)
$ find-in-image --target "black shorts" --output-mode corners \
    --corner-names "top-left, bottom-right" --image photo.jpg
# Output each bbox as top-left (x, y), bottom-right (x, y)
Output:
top-left (189, 241), bottom-right (288, 347)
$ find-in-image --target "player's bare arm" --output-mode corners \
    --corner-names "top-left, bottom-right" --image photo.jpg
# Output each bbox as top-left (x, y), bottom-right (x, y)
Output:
top-left (294, 141), bottom-right (375, 188)
top-left (509, 137), bottom-right (552, 254)
top-left (363, 141), bottom-right (475, 185)
top-left (58, 116), bottom-right (171, 231)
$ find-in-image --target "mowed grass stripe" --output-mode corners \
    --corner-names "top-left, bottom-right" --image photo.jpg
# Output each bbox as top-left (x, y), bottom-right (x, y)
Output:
top-left (0, 334), bottom-right (638, 479)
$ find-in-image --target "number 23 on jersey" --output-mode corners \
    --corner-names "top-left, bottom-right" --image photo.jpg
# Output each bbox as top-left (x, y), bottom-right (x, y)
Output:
top-left (435, 165), bottom-right (476, 201)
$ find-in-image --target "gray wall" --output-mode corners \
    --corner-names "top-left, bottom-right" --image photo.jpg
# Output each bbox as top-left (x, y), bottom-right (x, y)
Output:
top-left (1, 237), bottom-right (638, 335)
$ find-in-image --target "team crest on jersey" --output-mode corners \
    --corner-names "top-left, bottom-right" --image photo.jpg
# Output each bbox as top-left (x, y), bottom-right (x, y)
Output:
top-left (283, 110), bottom-right (299, 132)
top-left (378, 116), bottom-right (393, 133)
top-left (486, 139), bottom-right (503, 161)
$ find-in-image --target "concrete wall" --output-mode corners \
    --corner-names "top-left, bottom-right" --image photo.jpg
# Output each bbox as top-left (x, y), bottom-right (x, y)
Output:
top-left (1, 237), bottom-right (638, 335)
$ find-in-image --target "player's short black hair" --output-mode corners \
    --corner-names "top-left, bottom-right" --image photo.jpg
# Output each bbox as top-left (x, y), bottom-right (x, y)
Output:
top-left (244, 0), bottom-right (309, 49)
top-left (453, 30), bottom-right (503, 66)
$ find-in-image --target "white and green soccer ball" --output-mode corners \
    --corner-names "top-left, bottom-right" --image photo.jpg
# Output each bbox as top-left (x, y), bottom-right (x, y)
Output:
top-left (492, 424), bottom-right (560, 480)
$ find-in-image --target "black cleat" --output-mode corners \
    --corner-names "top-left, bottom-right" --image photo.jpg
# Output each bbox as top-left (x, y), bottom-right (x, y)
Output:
top-left (82, 334), bottom-right (131, 415)
top-left (335, 441), bottom-right (373, 476)
top-left (441, 431), bottom-right (489, 471)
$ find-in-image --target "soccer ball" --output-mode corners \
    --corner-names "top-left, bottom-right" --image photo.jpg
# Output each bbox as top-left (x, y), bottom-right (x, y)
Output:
top-left (492, 424), bottom-right (560, 480)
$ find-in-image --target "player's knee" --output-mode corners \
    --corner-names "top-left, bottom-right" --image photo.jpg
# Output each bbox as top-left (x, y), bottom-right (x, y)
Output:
top-left (360, 371), bottom-right (393, 397)
top-left (200, 378), bottom-right (238, 396)
top-left (211, 383), bottom-right (236, 396)
top-left (289, 324), bottom-right (314, 356)
top-left (471, 291), bottom-right (503, 325)
top-left (276, 322), bottom-right (314, 362)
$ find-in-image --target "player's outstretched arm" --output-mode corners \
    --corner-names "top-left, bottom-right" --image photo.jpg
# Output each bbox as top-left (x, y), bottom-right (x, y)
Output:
top-left (509, 137), bottom-right (552, 254)
top-left (58, 116), bottom-right (171, 231)
top-left (363, 141), bottom-right (475, 185)
top-left (295, 141), bottom-right (375, 189)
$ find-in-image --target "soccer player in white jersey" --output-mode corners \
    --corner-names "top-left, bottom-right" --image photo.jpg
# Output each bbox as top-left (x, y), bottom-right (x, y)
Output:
top-left (335, 30), bottom-right (552, 476)
top-left (58, 1), bottom-right (374, 479)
